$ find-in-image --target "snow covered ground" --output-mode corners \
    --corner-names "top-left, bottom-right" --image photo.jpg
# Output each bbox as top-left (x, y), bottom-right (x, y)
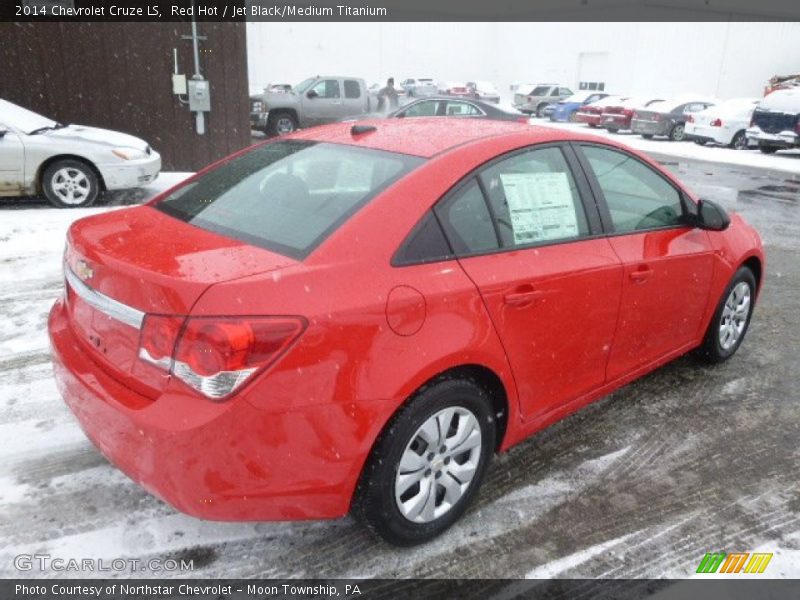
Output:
top-left (0, 159), bottom-right (799, 579)
top-left (533, 120), bottom-right (800, 175)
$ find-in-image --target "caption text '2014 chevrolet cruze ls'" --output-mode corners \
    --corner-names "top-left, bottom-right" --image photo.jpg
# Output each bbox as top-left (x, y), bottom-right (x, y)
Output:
top-left (49, 119), bottom-right (764, 545)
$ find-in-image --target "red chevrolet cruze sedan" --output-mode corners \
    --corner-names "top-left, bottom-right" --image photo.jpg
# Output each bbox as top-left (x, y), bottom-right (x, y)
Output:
top-left (49, 119), bottom-right (764, 545)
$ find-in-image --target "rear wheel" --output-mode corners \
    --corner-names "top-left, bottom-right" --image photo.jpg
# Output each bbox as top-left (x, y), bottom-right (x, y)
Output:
top-left (642, 134), bottom-right (654, 139)
top-left (568, 111), bottom-right (578, 123)
top-left (353, 376), bottom-right (495, 546)
top-left (696, 267), bottom-right (756, 364)
top-left (536, 104), bottom-right (548, 118)
top-left (730, 130), bottom-right (748, 150)
top-left (759, 144), bottom-right (779, 154)
top-left (694, 138), bottom-right (708, 146)
top-left (41, 159), bottom-right (100, 208)
top-left (669, 123), bottom-right (686, 141)
top-left (588, 123), bottom-right (598, 128)
top-left (606, 127), bottom-right (620, 134)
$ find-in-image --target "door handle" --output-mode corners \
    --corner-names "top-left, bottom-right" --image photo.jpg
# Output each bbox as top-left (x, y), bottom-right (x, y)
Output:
top-left (629, 267), bottom-right (654, 283)
top-left (504, 288), bottom-right (545, 307)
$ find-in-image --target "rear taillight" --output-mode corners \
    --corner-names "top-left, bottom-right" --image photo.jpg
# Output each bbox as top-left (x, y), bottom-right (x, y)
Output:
top-left (687, 115), bottom-right (694, 123)
top-left (653, 113), bottom-right (662, 122)
top-left (710, 118), bottom-right (722, 127)
top-left (139, 315), bottom-right (306, 401)
top-left (632, 111), bottom-right (639, 119)
top-left (623, 108), bottom-right (634, 117)
top-left (795, 120), bottom-right (800, 135)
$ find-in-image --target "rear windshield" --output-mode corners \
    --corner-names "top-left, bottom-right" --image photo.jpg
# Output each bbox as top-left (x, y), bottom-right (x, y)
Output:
top-left (156, 141), bottom-right (423, 259)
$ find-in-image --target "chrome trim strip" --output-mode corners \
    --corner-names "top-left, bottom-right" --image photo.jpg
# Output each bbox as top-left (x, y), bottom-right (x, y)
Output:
top-left (65, 267), bottom-right (145, 330)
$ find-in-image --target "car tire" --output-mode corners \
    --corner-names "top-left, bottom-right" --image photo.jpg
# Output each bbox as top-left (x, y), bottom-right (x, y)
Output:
top-left (267, 111), bottom-right (297, 136)
top-left (730, 130), bottom-right (748, 150)
top-left (759, 144), bottom-right (779, 154)
top-left (41, 159), bottom-right (100, 208)
top-left (694, 138), bottom-right (708, 146)
top-left (588, 123), bottom-right (598, 128)
top-left (696, 266), bottom-right (757, 364)
top-left (568, 111), bottom-right (578, 123)
top-left (606, 127), bottom-right (620, 134)
top-left (642, 134), bottom-right (654, 139)
top-left (669, 123), bottom-right (686, 141)
top-left (536, 104), bottom-right (547, 118)
top-left (353, 375), bottom-right (496, 546)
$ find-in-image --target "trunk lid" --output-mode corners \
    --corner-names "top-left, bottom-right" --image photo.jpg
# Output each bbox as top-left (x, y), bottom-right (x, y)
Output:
top-left (64, 206), bottom-right (296, 399)
top-left (752, 108), bottom-right (798, 133)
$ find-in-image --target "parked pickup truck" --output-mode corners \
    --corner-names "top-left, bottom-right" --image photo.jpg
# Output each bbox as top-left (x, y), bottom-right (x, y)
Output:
top-left (746, 88), bottom-right (800, 154)
top-left (251, 76), bottom-right (371, 136)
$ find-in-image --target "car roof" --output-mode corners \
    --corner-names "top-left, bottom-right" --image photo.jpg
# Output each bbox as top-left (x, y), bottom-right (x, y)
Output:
top-left (287, 118), bottom-right (588, 158)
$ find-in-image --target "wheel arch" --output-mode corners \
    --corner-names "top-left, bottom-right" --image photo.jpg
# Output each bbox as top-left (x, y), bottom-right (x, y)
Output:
top-left (740, 255), bottom-right (763, 296)
top-left (36, 154), bottom-right (106, 194)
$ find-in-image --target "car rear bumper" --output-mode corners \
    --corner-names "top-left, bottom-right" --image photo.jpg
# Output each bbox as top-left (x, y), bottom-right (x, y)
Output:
top-left (575, 112), bottom-right (602, 126)
top-left (97, 152), bottom-right (161, 190)
top-left (746, 127), bottom-right (799, 148)
top-left (48, 297), bottom-right (381, 521)
top-left (685, 123), bottom-right (729, 145)
top-left (600, 114), bottom-right (631, 130)
top-left (630, 119), bottom-right (669, 136)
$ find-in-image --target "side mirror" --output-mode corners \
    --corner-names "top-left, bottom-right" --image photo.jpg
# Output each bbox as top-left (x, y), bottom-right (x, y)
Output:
top-left (0, 129), bottom-right (7, 139)
top-left (306, 90), bottom-right (318, 99)
top-left (696, 199), bottom-right (730, 231)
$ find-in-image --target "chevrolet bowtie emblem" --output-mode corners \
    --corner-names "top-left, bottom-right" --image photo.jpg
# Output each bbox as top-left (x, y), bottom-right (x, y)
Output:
top-left (75, 259), bottom-right (94, 281)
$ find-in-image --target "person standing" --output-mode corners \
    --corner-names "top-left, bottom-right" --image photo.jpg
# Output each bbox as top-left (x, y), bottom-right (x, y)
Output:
top-left (377, 77), bottom-right (399, 112)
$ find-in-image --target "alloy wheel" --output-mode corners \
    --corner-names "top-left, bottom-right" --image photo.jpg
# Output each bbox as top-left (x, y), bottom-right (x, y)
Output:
top-left (394, 406), bottom-right (482, 523)
top-left (719, 281), bottom-right (751, 350)
top-left (51, 167), bottom-right (91, 206)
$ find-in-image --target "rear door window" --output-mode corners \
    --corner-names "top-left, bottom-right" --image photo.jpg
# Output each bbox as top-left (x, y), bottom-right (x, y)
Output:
top-left (343, 80), bottom-right (361, 99)
top-left (434, 179), bottom-right (499, 255)
top-left (478, 147), bottom-right (590, 247)
top-left (157, 141), bottom-right (423, 259)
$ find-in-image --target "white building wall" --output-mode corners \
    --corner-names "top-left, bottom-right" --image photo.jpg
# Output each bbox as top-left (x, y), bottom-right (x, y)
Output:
top-left (246, 22), bottom-right (800, 101)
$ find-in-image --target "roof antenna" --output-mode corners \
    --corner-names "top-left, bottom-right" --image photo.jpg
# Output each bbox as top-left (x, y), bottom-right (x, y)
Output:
top-left (351, 124), bottom-right (377, 136)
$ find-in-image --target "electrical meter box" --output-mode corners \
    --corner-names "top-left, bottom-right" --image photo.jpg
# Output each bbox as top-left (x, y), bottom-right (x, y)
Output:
top-left (188, 79), bottom-right (211, 112)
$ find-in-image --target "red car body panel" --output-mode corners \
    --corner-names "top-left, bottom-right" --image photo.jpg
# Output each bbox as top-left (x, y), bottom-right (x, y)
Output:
top-left (49, 119), bottom-right (765, 521)
top-left (575, 105), bottom-right (604, 126)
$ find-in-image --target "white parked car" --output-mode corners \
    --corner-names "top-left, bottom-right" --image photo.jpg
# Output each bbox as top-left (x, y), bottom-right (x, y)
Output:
top-left (747, 88), bottom-right (800, 153)
top-left (467, 81), bottom-right (501, 103)
top-left (0, 99), bottom-right (160, 207)
top-left (685, 97), bottom-right (760, 149)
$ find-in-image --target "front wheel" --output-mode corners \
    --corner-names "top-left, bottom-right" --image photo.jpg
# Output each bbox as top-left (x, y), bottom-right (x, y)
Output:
top-left (267, 112), bottom-right (297, 136)
top-left (696, 267), bottom-right (756, 364)
top-left (42, 159), bottom-right (100, 208)
top-left (353, 376), bottom-right (495, 546)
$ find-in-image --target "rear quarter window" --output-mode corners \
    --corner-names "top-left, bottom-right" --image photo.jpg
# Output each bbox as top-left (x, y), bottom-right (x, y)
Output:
top-left (156, 141), bottom-right (423, 259)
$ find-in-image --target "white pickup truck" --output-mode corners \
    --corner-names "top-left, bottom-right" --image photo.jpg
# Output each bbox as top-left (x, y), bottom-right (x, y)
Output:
top-left (251, 76), bottom-right (372, 136)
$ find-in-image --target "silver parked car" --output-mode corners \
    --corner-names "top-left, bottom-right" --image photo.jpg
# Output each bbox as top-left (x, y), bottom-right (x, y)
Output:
top-left (400, 78), bottom-right (438, 97)
top-left (514, 83), bottom-right (574, 117)
top-left (0, 99), bottom-right (160, 208)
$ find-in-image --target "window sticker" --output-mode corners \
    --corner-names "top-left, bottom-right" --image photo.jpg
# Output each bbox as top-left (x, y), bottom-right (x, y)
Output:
top-left (499, 172), bottom-right (579, 244)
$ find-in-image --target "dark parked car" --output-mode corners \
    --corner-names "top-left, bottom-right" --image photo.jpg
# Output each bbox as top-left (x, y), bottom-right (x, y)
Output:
top-left (631, 97), bottom-right (716, 141)
top-left (343, 97), bottom-right (528, 123)
top-left (601, 97), bottom-right (664, 133)
top-left (746, 88), bottom-right (800, 153)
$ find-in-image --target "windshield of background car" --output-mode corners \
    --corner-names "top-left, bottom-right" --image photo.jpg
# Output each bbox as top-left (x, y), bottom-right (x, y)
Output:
top-left (0, 99), bottom-right (57, 134)
top-left (530, 86), bottom-right (551, 96)
top-left (294, 78), bottom-right (316, 93)
top-left (156, 140), bottom-right (424, 259)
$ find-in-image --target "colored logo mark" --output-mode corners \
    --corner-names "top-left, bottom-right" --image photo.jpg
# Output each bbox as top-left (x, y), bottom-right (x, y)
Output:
top-left (696, 552), bottom-right (773, 574)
